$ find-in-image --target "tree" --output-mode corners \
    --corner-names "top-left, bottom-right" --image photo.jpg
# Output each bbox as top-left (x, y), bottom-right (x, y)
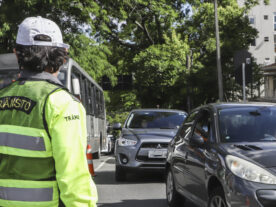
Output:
top-left (67, 34), bottom-right (116, 82)
top-left (94, 0), bottom-right (262, 109)
top-left (133, 31), bottom-right (190, 107)
top-left (179, 0), bottom-right (260, 106)
top-left (0, 0), bottom-right (267, 115)
top-left (0, 0), bottom-right (116, 82)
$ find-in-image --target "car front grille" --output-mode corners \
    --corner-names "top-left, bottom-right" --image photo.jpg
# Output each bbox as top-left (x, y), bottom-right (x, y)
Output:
top-left (136, 142), bottom-right (168, 163)
top-left (140, 143), bottom-right (168, 149)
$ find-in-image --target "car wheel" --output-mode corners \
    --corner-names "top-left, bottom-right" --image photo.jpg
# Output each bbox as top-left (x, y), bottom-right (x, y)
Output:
top-left (115, 165), bottom-right (126, 181)
top-left (208, 187), bottom-right (227, 207)
top-left (166, 170), bottom-right (184, 207)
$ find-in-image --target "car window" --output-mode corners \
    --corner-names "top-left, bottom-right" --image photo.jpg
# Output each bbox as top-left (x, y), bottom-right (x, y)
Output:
top-left (192, 110), bottom-right (212, 142)
top-left (219, 106), bottom-right (276, 142)
top-left (126, 111), bottom-right (186, 129)
top-left (177, 110), bottom-right (199, 142)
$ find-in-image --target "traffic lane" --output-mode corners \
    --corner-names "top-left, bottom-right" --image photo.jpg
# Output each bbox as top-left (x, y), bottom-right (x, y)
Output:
top-left (94, 155), bottom-right (197, 207)
top-left (94, 156), bottom-right (167, 207)
top-left (92, 154), bottom-right (107, 170)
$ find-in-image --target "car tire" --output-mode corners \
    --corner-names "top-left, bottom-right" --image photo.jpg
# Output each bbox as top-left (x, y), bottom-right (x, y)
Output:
top-left (208, 187), bottom-right (227, 207)
top-left (115, 165), bottom-right (126, 182)
top-left (166, 170), bottom-right (184, 207)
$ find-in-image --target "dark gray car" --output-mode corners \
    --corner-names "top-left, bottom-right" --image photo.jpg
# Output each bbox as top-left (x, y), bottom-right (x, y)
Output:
top-left (114, 109), bottom-right (187, 181)
top-left (166, 102), bottom-right (276, 207)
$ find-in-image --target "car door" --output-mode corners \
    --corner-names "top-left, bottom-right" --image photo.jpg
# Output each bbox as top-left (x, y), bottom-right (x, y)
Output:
top-left (171, 110), bottom-right (199, 196)
top-left (184, 108), bottom-right (214, 205)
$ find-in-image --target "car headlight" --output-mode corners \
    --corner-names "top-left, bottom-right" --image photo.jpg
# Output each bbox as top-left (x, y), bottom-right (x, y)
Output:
top-left (226, 155), bottom-right (276, 184)
top-left (117, 138), bottom-right (137, 146)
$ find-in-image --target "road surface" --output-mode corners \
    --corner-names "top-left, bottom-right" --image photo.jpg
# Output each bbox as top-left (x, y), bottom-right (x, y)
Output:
top-left (93, 155), bottom-right (197, 207)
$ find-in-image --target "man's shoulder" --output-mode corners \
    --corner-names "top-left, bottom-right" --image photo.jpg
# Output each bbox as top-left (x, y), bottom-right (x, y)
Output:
top-left (49, 89), bottom-right (81, 105)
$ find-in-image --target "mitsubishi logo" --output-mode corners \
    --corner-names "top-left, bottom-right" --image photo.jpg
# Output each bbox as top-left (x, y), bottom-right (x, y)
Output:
top-left (156, 144), bottom-right (162, 149)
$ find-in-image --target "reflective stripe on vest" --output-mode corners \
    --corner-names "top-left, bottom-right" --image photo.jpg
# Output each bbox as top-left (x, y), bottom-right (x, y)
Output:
top-left (0, 187), bottom-right (52, 201)
top-left (0, 132), bottom-right (45, 151)
top-left (0, 125), bottom-right (52, 158)
top-left (0, 179), bottom-right (59, 207)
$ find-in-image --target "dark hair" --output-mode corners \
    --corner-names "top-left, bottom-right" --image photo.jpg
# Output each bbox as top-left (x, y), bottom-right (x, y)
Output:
top-left (15, 44), bottom-right (68, 72)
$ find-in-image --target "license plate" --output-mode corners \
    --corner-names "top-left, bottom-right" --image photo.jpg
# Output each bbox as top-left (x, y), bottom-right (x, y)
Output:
top-left (148, 149), bottom-right (167, 158)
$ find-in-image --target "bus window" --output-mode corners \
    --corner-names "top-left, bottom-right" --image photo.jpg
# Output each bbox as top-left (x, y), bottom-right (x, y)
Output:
top-left (80, 74), bottom-right (87, 109)
top-left (95, 88), bottom-right (100, 118)
top-left (84, 79), bottom-right (91, 114)
top-left (99, 92), bottom-right (105, 119)
top-left (71, 70), bottom-right (82, 101)
top-left (88, 83), bottom-right (95, 115)
top-left (57, 69), bottom-right (67, 86)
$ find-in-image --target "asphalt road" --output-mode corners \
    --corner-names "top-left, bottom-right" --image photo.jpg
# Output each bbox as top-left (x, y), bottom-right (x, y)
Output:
top-left (93, 155), bottom-right (197, 207)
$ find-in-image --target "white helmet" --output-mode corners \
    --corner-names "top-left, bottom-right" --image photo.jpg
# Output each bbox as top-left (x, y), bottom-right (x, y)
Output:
top-left (16, 16), bottom-right (69, 49)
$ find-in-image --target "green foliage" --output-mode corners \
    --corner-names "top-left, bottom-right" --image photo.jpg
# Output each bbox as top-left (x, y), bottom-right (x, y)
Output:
top-left (67, 34), bottom-right (116, 83)
top-left (133, 31), bottom-right (190, 107)
top-left (106, 111), bottom-right (129, 127)
top-left (180, 0), bottom-right (259, 106)
top-left (0, 0), bottom-right (117, 97)
top-left (106, 90), bottom-right (141, 112)
top-left (0, 0), bottom-right (268, 118)
top-left (105, 90), bottom-right (140, 125)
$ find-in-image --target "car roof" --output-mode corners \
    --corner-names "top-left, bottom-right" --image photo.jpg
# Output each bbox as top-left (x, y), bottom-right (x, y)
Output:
top-left (196, 102), bottom-right (276, 112)
top-left (0, 53), bottom-right (19, 70)
top-left (130, 108), bottom-right (187, 114)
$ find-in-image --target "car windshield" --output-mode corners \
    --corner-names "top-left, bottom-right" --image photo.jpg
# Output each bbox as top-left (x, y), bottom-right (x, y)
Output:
top-left (219, 106), bottom-right (276, 142)
top-left (0, 70), bottom-right (20, 89)
top-left (126, 111), bottom-right (186, 129)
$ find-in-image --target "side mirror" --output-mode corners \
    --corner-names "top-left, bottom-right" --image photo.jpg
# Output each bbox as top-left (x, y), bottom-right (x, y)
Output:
top-left (190, 133), bottom-right (205, 147)
top-left (72, 78), bottom-right (81, 96)
top-left (112, 122), bottom-right (122, 130)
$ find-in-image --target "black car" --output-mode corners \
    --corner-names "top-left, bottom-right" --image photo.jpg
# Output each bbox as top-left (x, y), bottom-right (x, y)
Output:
top-left (166, 102), bottom-right (276, 207)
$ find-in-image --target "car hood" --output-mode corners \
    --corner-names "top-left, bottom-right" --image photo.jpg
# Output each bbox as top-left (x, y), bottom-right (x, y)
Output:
top-left (220, 142), bottom-right (276, 168)
top-left (121, 128), bottom-right (177, 142)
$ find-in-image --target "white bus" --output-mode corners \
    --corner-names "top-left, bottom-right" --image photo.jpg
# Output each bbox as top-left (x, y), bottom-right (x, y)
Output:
top-left (0, 53), bottom-right (109, 158)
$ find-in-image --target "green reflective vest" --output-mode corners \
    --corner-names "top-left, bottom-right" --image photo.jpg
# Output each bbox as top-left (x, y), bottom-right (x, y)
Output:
top-left (0, 79), bottom-right (98, 207)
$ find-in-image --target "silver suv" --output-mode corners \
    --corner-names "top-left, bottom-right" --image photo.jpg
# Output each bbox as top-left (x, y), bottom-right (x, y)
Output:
top-left (114, 109), bottom-right (187, 181)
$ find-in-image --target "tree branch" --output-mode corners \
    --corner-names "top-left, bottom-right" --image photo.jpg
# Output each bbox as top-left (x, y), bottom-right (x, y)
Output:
top-left (154, 15), bottom-right (164, 44)
top-left (142, 20), bottom-right (154, 45)
top-left (109, 33), bottom-right (137, 49)
top-left (135, 20), bottom-right (154, 45)
top-left (134, 20), bottom-right (144, 31)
